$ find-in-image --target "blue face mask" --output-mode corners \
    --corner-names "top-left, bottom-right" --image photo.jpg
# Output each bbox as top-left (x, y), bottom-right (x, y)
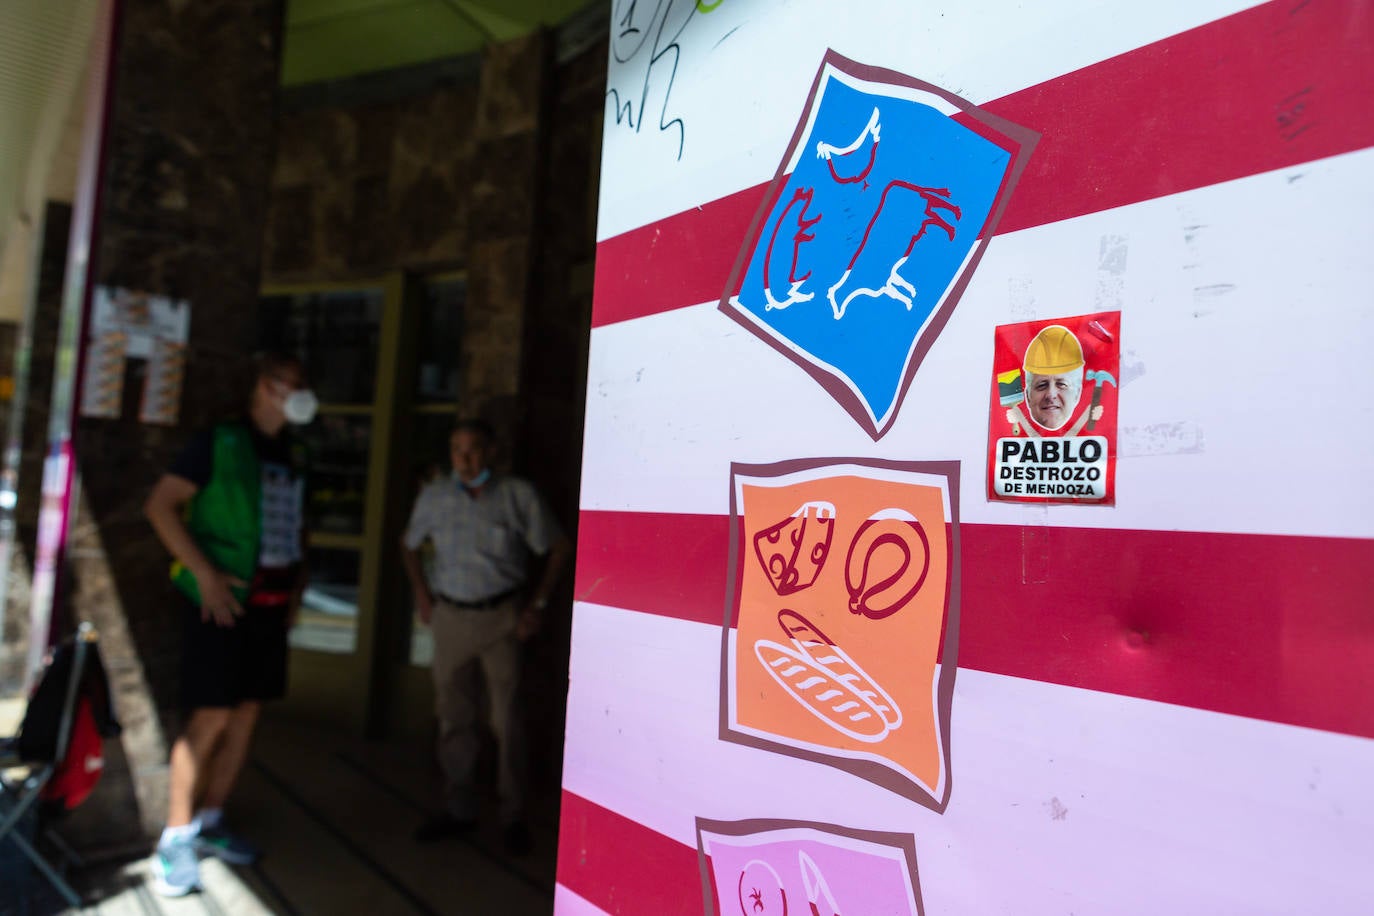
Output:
top-left (459, 468), bottom-right (491, 490)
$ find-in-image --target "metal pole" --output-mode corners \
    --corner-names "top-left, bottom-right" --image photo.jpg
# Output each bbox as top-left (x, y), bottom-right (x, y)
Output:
top-left (22, 0), bottom-right (121, 691)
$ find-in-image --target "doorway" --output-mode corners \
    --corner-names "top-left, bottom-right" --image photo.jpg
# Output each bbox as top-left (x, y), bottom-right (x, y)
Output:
top-left (257, 271), bottom-right (465, 737)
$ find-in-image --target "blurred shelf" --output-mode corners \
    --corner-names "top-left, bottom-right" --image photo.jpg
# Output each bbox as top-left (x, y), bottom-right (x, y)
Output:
top-left (307, 532), bottom-right (365, 551)
top-left (317, 403), bottom-right (375, 416)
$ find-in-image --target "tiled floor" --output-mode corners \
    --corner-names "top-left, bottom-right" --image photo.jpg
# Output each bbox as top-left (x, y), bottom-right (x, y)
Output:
top-left (7, 714), bottom-right (559, 915)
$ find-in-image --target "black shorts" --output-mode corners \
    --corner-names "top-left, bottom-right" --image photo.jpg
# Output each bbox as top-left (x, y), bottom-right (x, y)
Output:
top-left (180, 596), bottom-right (290, 711)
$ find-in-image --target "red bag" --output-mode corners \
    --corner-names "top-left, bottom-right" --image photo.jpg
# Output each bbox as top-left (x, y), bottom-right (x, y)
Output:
top-left (40, 697), bottom-right (105, 810)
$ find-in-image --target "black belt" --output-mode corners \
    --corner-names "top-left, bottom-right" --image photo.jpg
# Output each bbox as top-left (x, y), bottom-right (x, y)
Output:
top-left (436, 588), bottom-right (520, 611)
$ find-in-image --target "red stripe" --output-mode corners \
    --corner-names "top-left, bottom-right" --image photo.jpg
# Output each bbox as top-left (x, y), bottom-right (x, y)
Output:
top-left (592, 0), bottom-right (1374, 327)
top-left (593, 182), bottom-right (769, 326)
top-left (574, 510), bottom-right (1374, 739)
top-left (557, 790), bottom-right (701, 915)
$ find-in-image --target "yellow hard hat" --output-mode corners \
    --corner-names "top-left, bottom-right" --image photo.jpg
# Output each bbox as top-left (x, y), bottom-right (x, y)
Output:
top-left (1023, 325), bottom-right (1084, 375)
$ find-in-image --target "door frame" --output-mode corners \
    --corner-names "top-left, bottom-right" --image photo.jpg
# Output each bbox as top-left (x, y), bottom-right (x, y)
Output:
top-left (258, 272), bottom-right (406, 734)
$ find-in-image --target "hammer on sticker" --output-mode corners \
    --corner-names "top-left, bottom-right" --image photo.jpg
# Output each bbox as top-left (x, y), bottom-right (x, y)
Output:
top-left (1084, 369), bottom-right (1117, 431)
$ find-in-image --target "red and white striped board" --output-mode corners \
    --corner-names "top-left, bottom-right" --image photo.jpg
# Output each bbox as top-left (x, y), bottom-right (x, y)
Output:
top-left (558, 1), bottom-right (1374, 913)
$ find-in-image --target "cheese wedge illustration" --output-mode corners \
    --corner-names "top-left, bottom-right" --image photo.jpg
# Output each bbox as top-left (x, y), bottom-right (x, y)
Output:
top-left (753, 501), bottom-right (837, 596)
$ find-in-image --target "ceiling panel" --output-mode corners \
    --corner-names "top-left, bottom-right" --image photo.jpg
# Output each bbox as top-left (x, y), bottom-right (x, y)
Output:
top-left (282, 1), bottom-right (483, 84)
top-left (281, 0), bottom-right (596, 86)
top-left (0, 0), bottom-right (98, 271)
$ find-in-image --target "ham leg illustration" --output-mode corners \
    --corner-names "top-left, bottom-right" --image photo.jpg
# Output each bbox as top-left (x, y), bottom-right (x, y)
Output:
top-left (753, 501), bottom-right (837, 596)
top-left (844, 509), bottom-right (930, 619)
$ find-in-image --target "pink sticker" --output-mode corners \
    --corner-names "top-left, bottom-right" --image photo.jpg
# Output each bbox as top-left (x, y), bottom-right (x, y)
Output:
top-left (698, 819), bottom-right (923, 916)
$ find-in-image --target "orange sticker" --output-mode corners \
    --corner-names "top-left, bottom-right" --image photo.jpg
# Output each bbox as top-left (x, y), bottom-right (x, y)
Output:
top-left (723, 459), bottom-right (960, 810)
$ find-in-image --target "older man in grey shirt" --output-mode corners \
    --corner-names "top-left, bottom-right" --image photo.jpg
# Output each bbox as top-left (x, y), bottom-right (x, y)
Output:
top-left (401, 419), bottom-right (570, 854)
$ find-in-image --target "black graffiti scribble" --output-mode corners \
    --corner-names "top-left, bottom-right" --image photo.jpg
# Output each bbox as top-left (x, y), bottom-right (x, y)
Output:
top-left (606, 0), bottom-right (699, 160)
top-left (1276, 86), bottom-right (1315, 143)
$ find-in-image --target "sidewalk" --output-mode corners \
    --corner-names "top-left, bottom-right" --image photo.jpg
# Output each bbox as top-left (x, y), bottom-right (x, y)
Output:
top-left (6, 713), bottom-right (558, 915)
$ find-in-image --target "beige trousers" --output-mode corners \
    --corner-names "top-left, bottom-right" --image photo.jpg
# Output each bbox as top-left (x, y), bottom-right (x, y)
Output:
top-left (429, 597), bottom-right (526, 823)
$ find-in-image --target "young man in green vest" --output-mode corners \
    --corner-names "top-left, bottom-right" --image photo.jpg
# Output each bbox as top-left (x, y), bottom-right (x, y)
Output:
top-left (143, 353), bottom-right (315, 897)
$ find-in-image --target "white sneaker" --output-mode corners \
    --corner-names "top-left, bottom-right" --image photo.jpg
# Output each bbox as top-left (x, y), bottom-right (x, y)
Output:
top-left (151, 836), bottom-right (201, 897)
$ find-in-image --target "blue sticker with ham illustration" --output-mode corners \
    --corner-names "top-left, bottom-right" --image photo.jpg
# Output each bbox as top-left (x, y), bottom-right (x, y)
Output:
top-left (721, 52), bottom-right (1038, 439)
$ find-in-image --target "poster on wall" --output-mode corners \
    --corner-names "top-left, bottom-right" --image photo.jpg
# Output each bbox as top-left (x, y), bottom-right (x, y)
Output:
top-left (77, 330), bottom-right (126, 419)
top-left (987, 311), bottom-right (1120, 505)
top-left (560, 1), bottom-right (1374, 913)
top-left (138, 336), bottom-right (188, 425)
top-left (719, 52), bottom-right (1037, 440)
top-left (721, 459), bottom-right (959, 810)
top-left (696, 818), bottom-right (924, 916)
top-left (79, 286), bottom-right (191, 422)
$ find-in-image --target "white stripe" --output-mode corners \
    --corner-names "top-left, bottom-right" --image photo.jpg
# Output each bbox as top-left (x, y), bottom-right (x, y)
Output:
top-left (597, 0), bottom-right (1264, 240)
top-left (553, 884), bottom-right (611, 916)
top-left (580, 150), bottom-right (1374, 539)
top-left (561, 603), bottom-right (1374, 916)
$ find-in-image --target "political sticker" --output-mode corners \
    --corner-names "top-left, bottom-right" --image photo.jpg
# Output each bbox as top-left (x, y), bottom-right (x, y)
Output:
top-left (90, 286), bottom-right (191, 358)
top-left (696, 818), bottom-right (924, 916)
top-left (721, 459), bottom-right (959, 810)
top-left (719, 50), bottom-right (1038, 440)
top-left (83, 286), bottom-right (192, 425)
top-left (987, 312), bottom-right (1121, 505)
top-left (78, 331), bottom-right (127, 419)
top-left (138, 337), bottom-right (188, 425)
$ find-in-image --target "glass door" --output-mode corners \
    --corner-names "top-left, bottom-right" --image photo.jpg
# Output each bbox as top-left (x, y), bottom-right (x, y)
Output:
top-left (386, 272), bottom-right (465, 738)
top-left (257, 275), bottom-right (404, 732)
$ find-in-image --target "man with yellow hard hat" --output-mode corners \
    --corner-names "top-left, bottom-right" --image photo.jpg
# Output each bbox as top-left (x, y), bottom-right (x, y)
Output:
top-left (1022, 325), bottom-right (1083, 430)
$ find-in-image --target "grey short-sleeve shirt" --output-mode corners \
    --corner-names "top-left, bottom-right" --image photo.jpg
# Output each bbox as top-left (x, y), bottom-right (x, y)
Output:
top-left (403, 473), bottom-right (561, 602)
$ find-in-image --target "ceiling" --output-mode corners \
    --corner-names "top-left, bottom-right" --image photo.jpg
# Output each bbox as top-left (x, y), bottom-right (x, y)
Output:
top-left (0, 0), bottom-right (596, 319)
top-left (0, 0), bottom-right (99, 321)
top-left (0, 0), bottom-right (97, 226)
top-left (282, 0), bottom-right (597, 85)
top-left (0, 0), bottom-right (600, 237)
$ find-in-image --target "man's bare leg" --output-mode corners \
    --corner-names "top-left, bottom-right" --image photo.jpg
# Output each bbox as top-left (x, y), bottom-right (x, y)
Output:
top-left (166, 708), bottom-right (231, 827)
top-left (198, 701), bottom-right (261, 811)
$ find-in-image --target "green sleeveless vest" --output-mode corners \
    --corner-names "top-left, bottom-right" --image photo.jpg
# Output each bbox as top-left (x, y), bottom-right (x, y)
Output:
top-left (170, 424), bottom-right (264, 605)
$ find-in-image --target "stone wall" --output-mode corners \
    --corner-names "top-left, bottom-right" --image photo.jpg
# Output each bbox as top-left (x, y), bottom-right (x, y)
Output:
top-left (514, 34), bottom-right (606, 789)
top-left (260, 28), bottom-right (607, 789)
top-left (265, 27), bottom-right (606, 493)
top-left (261, 31), bottom-right (603, 536)
top-left (61, 0), bottom-right (285, 848)
top-left (462, 31), bottom-right (549, 449)
top-left (264, 86), bottom-right (479, 280)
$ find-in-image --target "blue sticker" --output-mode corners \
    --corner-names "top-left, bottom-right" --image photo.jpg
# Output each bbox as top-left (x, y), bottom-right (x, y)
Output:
top-left (723, 57), bottom-right (1035, 439)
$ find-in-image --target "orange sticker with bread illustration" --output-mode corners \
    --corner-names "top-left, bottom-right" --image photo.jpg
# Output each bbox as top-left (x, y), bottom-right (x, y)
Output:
top-left (722, 459), bottom-right (960, 810)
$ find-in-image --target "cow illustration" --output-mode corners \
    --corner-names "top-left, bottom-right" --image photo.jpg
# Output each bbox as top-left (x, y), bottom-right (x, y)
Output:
top-left (758, 107), bottom-right (963, 319)
top-left (721, 55), bottom-right (1029, 438)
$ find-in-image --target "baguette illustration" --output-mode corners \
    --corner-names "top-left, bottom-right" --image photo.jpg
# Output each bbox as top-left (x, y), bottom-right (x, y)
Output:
top-left (755, 609), bottom-right (903, 742)
top-left (755, 639), bottom-right (891, 742)
top-left (776, 606), bottom-right (836, 652)
top-left (777, 609), bottom-right (901, 729)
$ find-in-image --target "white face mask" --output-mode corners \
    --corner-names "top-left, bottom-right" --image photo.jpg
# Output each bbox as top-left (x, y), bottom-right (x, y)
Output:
top-left (283, 389), bottom-right (319, 425)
